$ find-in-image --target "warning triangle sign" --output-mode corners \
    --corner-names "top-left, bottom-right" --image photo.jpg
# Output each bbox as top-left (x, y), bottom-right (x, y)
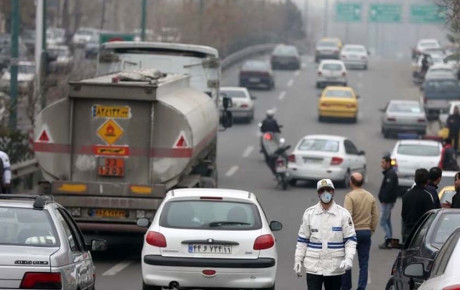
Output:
top-left (173, 132), bottom-right (189, 148)
top-left (37, 130), bottom-right (50, 143)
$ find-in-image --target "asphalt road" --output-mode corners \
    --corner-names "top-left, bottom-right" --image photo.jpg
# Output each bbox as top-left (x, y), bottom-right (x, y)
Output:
top-left (92, 55), bottom-right (424, 290)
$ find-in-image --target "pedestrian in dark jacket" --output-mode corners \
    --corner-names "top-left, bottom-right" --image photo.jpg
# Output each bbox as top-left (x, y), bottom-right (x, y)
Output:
top-left (439, 138), bottom-right (459, 171)
top-left (447, 106), bottom-right (460, 152)
top-left (378, 153), bottom-right (399, 249)
top-left (402, 168), bottom-right (435, 243)
top-left (425, 167), bottom-right (442, 209)
top-left (447, 172), bottom-right (460, 209)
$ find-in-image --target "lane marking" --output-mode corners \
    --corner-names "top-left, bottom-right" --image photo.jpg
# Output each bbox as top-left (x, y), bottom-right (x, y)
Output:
top-left (278, 91), bottom-right (286, 100)
top-left (225, 166), bottom-right (239, 177)
top-left (294, 70), bottom-right (300, 77)
top-left (242, 146), bottom-right (254, 158)
top-left (287, 79), bottom-right (294, 87)
top-left (102, 260), bottom-right (133, 276)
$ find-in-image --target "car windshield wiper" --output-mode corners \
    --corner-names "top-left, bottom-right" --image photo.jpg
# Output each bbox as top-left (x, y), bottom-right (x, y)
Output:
top-left (209, 221), bottom-right (251, 227)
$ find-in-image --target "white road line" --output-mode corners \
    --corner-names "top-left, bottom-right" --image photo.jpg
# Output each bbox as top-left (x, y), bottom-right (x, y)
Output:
top-left (287, 79), bottom-right (294, 87)
top-left (242, 146), bottom-right (254, 158)
top-left (225, 166), bottom-right (239, 177)
top-left (294, 70), bottom-right (300, 77)
top-left (102, 260), bottom-right (133, 276)
top-left (278, 91), bottom-right (286, 100)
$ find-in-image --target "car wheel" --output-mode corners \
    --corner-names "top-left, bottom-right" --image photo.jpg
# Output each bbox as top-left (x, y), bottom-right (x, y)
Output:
top-left (289, 179), bottom-right (297, 186)
top-left (352, 115), bottom-right (358, 123)
top-left (142, 282), bottom-right (162, 290)
top-left (316, 82), bottom-right (321, 89)
top-left (383, 129), bottom-right (391, 139)
top-left (385, 278), bottom-right (396, 290)
top-left (318, 115), bottom-right (324, 122)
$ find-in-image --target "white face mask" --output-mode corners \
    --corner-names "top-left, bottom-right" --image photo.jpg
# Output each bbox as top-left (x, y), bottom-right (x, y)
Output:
top-left (319, 191), bottom-right (333, 204)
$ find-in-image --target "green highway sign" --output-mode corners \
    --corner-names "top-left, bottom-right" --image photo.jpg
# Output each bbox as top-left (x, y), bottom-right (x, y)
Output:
top-left (410, 4), bottom-right (445, 23)
top-left (99, 33), bottom-right (135, 44)
top-left (336, 3), bottom-right (362, 22)
top-left (369, 4), bottom-right (402, 23)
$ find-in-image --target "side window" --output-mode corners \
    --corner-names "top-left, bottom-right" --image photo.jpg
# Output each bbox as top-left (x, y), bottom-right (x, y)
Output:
top-left (408, 213), bottom-right (436, 249)
top-left (344, 140), bottom-right (359, 155)
top-left (429, 233), bottom-right (459, 278)
top-left (58, 208), bottom-right (86, 252)
top-left (55, 210), bottom-right (79, 252)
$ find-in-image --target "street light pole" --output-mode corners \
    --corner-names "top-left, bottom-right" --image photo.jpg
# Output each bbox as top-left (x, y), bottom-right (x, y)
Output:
top-left (9, 0), bottom-right (19, 130)
top-left (141, 0), bottom-right (147, 41)
top-left (324, 0), bottom-right (329, 37)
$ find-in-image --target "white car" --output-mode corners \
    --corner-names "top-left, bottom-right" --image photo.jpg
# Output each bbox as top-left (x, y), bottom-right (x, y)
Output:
top-left (316, 60), bottom-right (347, 88)
top-left (0, 61), bottom-right (35, 93)
top-left (414, 39), bottom-right (441, 58)
top-left (425, 64), bottom-right (457, 80)
top-left (220, 87), bottom-right (256, 123)
top-left (139, 188), bottom-right (281, 290)
top-left (287, 135), bottom-right (366, 186)
top-left (404, 228), bottom-right (460, 290)
top-left (390, 140), bottom-right (442, 187)
top-left (440, 101), bottom-right (460, 126)
top-left (340, 44), bottom-right (369, 70)
top-left (72, 27), bottom-right (99, 45)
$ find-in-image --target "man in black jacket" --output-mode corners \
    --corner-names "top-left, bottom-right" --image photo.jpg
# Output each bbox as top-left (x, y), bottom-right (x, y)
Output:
top-left (378, 153), bottom-right (399, 249)
top-left (447, 106), bottom-right (460, 152)
top-left (448, 172), bottom-right (460, 208)
top-left (260, 110), bottom-right (281, 133)
top-left (402, 168), bottom-right (435, 243)
top-left (425, 167), bottom-right (442, 209)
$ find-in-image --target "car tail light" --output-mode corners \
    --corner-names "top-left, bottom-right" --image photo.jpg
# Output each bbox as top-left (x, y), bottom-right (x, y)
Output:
top-left (288, 154), bottom-right (296, 163)
top-left (346, 104), bottom-right (356, 108)
top-left (331, 157), bottom-right (343, 165)
top-left (418, 118), bottom-right (426, 123)
top-left (276, 159), bottom-right (285, 167)
top-left (387, 117), bottom-right (396, 122)
top-left (321, 103), bottom-right (331, 107)
top-left (253, 234), bottom-right (275, 250)
top-left (146, 231), bottom-right (167, 248)
top-left (263, 133), bottom-right (273, 140)
top-left (202, 270), bottom-right (216, 276)
top-left (240, 103), bottom-right (249, 108)
top-left (443, 285), bottom-right (460, 290)
top-left (20, 272), bottom-right (62, 289)
top-left (318, 71), bottom-right (322, 76)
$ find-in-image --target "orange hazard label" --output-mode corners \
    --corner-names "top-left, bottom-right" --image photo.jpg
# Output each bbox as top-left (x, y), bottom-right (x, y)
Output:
top-left (97, 119), bottom-right (124, 145)
top-left (93, 145), bottom-right (129, 156)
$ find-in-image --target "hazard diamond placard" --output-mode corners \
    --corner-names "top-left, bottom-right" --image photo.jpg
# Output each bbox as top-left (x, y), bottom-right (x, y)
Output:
top-left (97, 119), bottom-right (124, 145)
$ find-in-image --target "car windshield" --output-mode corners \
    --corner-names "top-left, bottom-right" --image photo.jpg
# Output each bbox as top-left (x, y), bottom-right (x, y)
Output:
top-left (421, 41), bottom-right (439, 48)
top-left (431, 213), bottom-right (460, 245)
top-left (425, 79), bottom-right (460, 93)
top-left (430, 68), bottom-right (452, 74)
top-left (388, 103), bottom-right (422, 113)
top-left (0, 207), bottom-right (58, 247)
top-left (397, 144), bottom-right (440, 156)
top-left (322, 63), bottom-right (342, 70)
top-left (325, 90), bottom-right (353, 98)
top-left (221, 90), bottom-right (247, 99)
top-left (243, 61), bottom-right (268, 70)
top-left (298, 139), bottom-right (340, 152)
top-left (319, 41), bottom-right (337, 47)
top-left (274, 46), bottom-right (297, 55)
top-left (344, 46), bottom-right (365, 52)
top-left (160, 200), bottom-right (262, 230)
top-left (18, 65), bottom-right (35, 74)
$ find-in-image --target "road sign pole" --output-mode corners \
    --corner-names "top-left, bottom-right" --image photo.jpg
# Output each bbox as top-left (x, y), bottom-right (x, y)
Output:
top-left (9, 0), bottom-right (19, 130)
top-left (141, 0), bottom-right (147, 41)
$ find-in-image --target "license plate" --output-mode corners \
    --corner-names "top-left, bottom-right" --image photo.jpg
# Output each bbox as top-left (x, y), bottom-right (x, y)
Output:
top-left (249, 78), bottom-right (260, 82)
top-left (92, 209), bottom-right (127, 218)
top-left (188, 244), bottom-right (232, 254)
top-left (303, 158), bottom-right (323, 164)
top-left (98, 158), bottom-right (125, 177)
top-left (276, 166), bottom-right (287, 173)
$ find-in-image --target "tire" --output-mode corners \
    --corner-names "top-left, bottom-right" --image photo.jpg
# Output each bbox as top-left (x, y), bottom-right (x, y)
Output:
top-left (281, 174), bottom-right (288, 190)
top-left (384, 129), bottom-right (391, 139)
top-left (142, 282), bottom-right (162, 290)
top-left (385, 278), bottom-right (396, 290)
top-left (316, 82), bottom-right (321, 89)
top-left (352, 115), bottom-right (358, 123)
top-left (289, 179), bottom-right (297, 186)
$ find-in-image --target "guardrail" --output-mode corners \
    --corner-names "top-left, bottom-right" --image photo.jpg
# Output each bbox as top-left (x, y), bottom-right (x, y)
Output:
top-left (10, 43), bottom-right (277, 181)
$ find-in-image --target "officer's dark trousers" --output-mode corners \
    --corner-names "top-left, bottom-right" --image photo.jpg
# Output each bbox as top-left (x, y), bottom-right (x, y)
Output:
top-left (306, 274), bottom-right (342, 290)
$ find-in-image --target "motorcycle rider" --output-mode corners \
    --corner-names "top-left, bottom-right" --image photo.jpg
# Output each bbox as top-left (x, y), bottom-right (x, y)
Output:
top-left (260, 110), bottom-right (281, 133)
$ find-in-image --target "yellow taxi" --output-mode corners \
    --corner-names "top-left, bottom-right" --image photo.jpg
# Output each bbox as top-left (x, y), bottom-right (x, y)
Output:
top-left (438, 127), bottom-right (460, 145)
top-left (439, 185), bottom-right (456, 207)
top-left (318, 86), bottom-right (359, 123)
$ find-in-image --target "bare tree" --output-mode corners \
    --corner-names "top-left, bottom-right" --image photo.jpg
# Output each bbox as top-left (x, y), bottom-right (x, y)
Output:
top-left (439, 0), bottom-right (460, 40)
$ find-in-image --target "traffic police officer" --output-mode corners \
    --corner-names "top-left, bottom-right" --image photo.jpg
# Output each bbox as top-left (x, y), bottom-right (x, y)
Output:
top-left (294, 179), bottom-right (357, 290)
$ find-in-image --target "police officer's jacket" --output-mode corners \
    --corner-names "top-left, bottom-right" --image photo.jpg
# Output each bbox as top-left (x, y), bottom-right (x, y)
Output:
top-left (295, 201), bottom-right (357, 276)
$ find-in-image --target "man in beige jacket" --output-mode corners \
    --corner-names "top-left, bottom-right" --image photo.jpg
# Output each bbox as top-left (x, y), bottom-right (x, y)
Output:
top-left (341, 173), bottom-right (379, 290)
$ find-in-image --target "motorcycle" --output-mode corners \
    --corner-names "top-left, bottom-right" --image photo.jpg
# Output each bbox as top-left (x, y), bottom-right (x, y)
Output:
top-left (258, 123), bottom-right (283, 162)
top-left (266, 138), bottom-right (291, 190)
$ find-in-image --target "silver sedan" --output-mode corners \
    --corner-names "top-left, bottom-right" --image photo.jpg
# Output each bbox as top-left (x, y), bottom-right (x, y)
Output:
top-left (380, 100), bottom-right (427, 138)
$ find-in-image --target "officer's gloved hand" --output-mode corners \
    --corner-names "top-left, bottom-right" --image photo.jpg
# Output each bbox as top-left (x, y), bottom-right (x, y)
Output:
top-left (293, 261), bottom-right (303, 277)
top-left (340, 259), bottom-right (353, 271)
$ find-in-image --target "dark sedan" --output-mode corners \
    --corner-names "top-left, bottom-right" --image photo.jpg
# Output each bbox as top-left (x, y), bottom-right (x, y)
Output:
top-left (239, 60), bottom-right (275, 90)
top-left (270, 44), bottom-right (300, 70)
top-left (386, 209), bottom-right (460, 290)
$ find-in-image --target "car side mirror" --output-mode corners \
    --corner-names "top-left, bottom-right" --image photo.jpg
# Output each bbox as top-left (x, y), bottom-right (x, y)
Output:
top-left (251, 95), bottom-right (257, 100)
top-left (359, 150), bottom-right (365, 155)
top-left (88, 239), bottom-right (107, 252)
top-left (137, 217), bottom-right (150, 228)
top-left (270, 221), bottom-right (283, 231)
top-left (404, 263), bottom-right (426, 279)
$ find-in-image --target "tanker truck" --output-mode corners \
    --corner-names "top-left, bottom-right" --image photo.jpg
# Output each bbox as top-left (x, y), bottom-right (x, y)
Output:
top-left (34, 70), bottom-right (231, 232)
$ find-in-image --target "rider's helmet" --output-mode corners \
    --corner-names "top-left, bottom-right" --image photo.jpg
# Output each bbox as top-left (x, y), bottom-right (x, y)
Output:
top-left (266, 109), bottom-right (275, 118)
